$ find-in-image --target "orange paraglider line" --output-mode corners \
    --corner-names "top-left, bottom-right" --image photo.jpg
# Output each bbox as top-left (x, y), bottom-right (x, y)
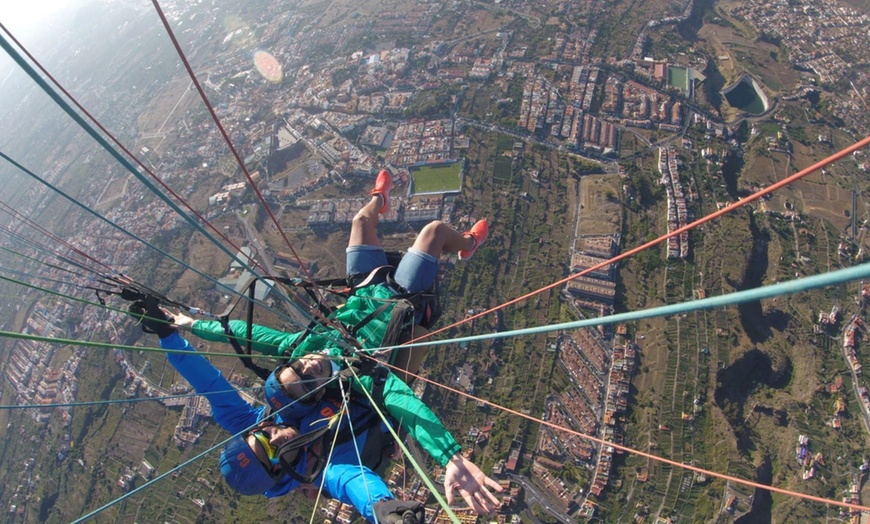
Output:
top-left (375, 357), bottom-right (870, 514)
top-left (413, 133), bottom-right (870, 344)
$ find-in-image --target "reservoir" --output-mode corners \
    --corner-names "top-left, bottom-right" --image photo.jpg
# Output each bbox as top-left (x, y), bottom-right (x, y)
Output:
top-left (723, 74), bottom-right (768, 115)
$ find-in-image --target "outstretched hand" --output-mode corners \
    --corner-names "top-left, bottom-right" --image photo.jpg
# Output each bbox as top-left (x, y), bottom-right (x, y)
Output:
top-left (172, 311), bottom-right (195, 328)
top-left (129, 299), bottom-right (177, 338)
top-left (444, 453), bottom-right (503, 514)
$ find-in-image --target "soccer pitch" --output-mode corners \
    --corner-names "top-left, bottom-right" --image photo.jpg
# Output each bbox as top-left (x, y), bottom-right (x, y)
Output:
top-left (410, 162), bottom-right (463, 195)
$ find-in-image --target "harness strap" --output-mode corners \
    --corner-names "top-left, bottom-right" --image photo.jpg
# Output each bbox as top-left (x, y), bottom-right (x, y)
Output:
top-left (352, 265), bottom-right (394, 290)
top-left (334, 366), bottom-right (396, 471)
top-left (277, 378), bottom-right (395, 483)
top-left (282, 322), bottom-right (316, 358)
top-left (277, 424), bottom-right (332, 484)
top-left (358, 364), bottom-right (399, 471)
top-left (350, 301), bottom-right (394, 337)
top-left (220, 315), bottom-right (272, 380)
top-left (274, 275), bottom-right (349, 318)
top-left (380, 298), bottom-right (417, 348)
top-left (120, 284), bottom-right (190, 312)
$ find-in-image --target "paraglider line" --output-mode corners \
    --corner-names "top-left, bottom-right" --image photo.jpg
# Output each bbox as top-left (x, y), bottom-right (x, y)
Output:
top-left (415, 133), bottom-right (870, 343)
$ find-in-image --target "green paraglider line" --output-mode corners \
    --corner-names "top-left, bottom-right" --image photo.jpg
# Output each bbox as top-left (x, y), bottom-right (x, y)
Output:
top-left (0, 329), bottom-right (274, 359)
top-left (347, 364), bottom-right (461, 524)
top-left (0, 30), bottom-right (347, 347)
top-left (0, 3), bottom-right (868, 521)
top-left (0, 148), bottom-right (316, 337)
top-left (0, 21), bottom-right (350, 345)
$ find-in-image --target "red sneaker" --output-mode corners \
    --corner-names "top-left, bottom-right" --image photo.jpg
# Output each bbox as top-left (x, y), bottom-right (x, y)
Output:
top-left (458, 219), bottom-right (489, 260)
top-left (370, 169), bottom-right (392, 214)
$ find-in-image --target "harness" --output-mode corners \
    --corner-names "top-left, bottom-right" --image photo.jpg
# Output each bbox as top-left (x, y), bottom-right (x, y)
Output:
top-left (284, 250), bottom-right (442, 357)
top-left (210, 251), bottom-right (440, 380)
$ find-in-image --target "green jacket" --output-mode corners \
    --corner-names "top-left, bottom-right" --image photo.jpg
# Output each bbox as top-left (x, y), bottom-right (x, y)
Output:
top-left (190, 284), bottom-right (461, 466)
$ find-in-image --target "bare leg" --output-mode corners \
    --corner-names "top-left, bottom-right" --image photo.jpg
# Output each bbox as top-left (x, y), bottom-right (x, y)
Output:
top-left (348, 195), bottom-right (383, 248)
top-left (410, 220), bottom-right (474, 258)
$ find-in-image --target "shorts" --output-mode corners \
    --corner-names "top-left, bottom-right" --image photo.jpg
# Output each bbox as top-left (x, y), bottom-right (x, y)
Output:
top-left (346, 245), bottom-right (438, 293)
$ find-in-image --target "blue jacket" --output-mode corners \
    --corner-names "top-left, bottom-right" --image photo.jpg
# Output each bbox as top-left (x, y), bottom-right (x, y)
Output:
top-left (160, 332), bottom-right (393, 521)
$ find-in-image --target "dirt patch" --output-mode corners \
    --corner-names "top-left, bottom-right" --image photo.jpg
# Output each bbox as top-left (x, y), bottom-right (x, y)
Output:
top-left (740, 151), bottom-right (790, 186)
top-left (697, 22), bottom-right (799, 96)
top-left (735, 138), bottom-right (853, 232)
top-left (108, 401), bottom-right (166, 464)
top-left (134, 76), bottom-right (198, 156)
top-left (790, 177), bottom-right (852, 230)
top-left (579, 174), bottom-right (622, 236)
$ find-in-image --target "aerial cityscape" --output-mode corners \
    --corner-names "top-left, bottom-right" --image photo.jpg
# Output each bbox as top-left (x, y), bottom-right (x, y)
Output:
top-left (0, 0), bottom-right (869, 522)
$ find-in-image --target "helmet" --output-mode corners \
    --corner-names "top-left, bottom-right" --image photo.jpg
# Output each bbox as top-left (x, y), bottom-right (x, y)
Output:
top-left (219, 434), bottom-right (279, 495)
top-left (263, 356), bottom-right (336, 415)
top-left (263, 365), bottom-right (323, 417)
top-left (263, 366), bottom-right (297, 412)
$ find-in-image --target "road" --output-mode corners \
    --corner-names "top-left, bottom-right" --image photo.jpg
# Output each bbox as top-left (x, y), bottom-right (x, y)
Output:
top-left (237, 209), bottom-right (276, 276)
top-left (841, 307), bottom-right (870, 435)
top-left (235, 208), bottom-right (311, 327)
top-left (505, 473), bottom-right (574, 523)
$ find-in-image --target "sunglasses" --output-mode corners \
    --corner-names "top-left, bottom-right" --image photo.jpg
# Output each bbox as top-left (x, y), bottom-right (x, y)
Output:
top-left (291, 359), bottom-right (320, 394)
top-left (251, 430), bottom-right (281, 471)
top-left (274, 359), bottom-right (326, 403)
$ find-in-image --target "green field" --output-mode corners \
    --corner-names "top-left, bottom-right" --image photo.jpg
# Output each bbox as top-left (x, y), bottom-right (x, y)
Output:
top-left (667, 65), bottom-right (688, 93)
top-left (410, 162), bottom-right (463, 194)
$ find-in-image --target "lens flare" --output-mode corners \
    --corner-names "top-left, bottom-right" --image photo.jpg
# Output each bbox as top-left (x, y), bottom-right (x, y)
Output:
top-left (253, 50), bottom-right (283, 83)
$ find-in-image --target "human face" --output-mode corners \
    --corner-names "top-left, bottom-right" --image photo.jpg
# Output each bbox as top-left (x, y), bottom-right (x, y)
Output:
top-left (246, 424), bottom-right (300, 473)
top-left (276, 353), bottom-right (333, 401)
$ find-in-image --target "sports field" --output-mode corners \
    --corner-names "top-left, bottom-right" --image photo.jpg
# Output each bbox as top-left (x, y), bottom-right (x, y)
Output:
top-left (410, 162), bottom-right (463, 194)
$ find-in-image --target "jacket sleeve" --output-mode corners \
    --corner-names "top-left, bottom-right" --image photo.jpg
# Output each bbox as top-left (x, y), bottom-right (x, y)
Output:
top-left (160, 332), bottom-right (263, 434)
top-left (190, 319), bottom-right (303, 356)
top-left (355, 372), bottom-right (460, 467)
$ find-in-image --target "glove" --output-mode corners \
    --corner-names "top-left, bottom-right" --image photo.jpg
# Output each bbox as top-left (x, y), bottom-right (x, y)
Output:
top-left (373, 500), bottom-right (425, 524)
top-left (129, 296), bottom-right (176, 339)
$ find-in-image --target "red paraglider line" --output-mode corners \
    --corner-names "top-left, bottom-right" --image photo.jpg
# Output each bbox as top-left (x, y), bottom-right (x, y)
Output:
top-left (149, 0), bottom-right (316, 285)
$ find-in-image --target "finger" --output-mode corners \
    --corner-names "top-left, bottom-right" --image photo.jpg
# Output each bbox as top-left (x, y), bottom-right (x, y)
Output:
top-left (455, 488), bottom-right (475, 510)
top-left (445, 486), bottom-right (454, 506)
top-left (478, 487), bottom-right (499, 507)
top-left (463, 492), bottom-right (483, 514)
top-left (484, 477), bottom-right (504, 491)
top-left (471, 489), bottom-right (495, 514)
top-left (474, 490), bottom-right (497, 512)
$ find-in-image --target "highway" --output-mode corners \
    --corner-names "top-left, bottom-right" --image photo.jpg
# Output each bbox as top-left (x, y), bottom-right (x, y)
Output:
top-left (505, 473), bottom-right (574, 523)
top-left (234, 208), bottom-right (311, 327)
